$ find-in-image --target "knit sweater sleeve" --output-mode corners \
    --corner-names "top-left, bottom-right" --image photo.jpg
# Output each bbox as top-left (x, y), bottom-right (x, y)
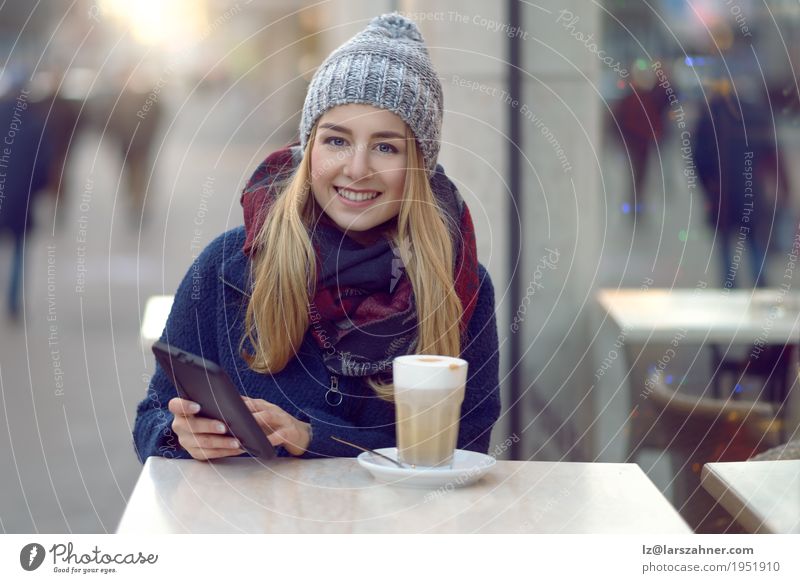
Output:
top-left (456, 265), bottom-right (501, 453)
top-left (297, 404), bottom-right (395, 459)
top-left (132, 235), bottom-right (224, 462)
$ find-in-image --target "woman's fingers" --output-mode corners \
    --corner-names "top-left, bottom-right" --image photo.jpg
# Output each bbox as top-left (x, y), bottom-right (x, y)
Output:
top-left (242, 396), bottom-right (279, 413)
top-left (241, 397), bottom-right (310, 455)
top-left (251, 408), bottom-right (285, 434)
top-left (169, 396), bottom-right (308, 458)
top-left (168, 397), bottom-right (200, 417)
top-left (179, 430), bottom-right (242, 453)
top-left (268, 428), bottom-right (300, 448)
top-left (179, 433), bottom-right (243, 462)
top-left (182, 416), bottom-right (230, 436)
top-left (186, 446), bottom-right (244, 461)
top-left (170, 407), bottom-right (230, 436)
top-left (247, 406), bottom-right (295, 449)
top-left (260, 427), bottom-right (301, 453)
top-left (243, 398), bottom-right (285, 431)
top-left (264, 431), bottom-right (285, 447)
top-left (168, 397), bottom-right (243, 461)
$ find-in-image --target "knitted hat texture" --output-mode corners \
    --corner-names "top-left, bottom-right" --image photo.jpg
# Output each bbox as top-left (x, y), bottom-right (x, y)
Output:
top-left (299, 13), bottom-right (443, 173)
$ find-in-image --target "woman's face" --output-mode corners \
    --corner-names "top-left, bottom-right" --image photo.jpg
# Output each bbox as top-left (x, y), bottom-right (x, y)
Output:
top-left (310, 104), bottom-right (410, 242)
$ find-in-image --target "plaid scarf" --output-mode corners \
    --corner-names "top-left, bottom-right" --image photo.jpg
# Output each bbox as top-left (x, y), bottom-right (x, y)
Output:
top-left (241, 146), bottom-right (479, 378)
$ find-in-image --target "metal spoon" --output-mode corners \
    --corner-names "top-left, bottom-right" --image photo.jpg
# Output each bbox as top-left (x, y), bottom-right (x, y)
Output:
top-left (331, 435), bottom-right (408, 468)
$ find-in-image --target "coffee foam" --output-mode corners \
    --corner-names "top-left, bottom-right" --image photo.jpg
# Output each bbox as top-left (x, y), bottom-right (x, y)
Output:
top-left (393, 355), bottom-right (468, 390)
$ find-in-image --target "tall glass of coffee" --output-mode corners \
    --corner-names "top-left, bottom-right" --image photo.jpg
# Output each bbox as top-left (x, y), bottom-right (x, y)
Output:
top-left (393, 355), bottom-right (468, 468)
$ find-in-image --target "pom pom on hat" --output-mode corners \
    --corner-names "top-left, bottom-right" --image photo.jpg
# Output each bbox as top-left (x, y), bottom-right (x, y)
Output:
top-left (367, 13), bottom-right (424, 42)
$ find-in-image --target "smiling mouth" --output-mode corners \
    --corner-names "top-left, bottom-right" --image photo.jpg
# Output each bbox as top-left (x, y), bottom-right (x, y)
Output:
top-left (335, 187), bottom-right (381, 202)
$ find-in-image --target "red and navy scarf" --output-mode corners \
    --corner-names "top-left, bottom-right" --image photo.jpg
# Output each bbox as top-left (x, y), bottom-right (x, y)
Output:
top-left (241, 146), bottom-right (479, 378)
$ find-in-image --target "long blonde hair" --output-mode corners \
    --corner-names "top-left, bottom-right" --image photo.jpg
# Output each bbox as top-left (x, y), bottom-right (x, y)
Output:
top-left (242, 125), bottom-right (463, 400)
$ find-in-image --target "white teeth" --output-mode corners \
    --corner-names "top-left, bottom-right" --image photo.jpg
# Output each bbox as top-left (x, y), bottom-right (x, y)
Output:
top-left (337, 188), bottom-right (379, 202)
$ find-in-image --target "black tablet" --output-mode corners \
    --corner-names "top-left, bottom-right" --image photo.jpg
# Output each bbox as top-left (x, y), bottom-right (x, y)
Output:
top-left (151, 341), bottom-right (276, 460)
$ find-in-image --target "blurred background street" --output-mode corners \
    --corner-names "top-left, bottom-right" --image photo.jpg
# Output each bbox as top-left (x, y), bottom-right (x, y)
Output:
top-left (2, 0), bottom-right (800, 532)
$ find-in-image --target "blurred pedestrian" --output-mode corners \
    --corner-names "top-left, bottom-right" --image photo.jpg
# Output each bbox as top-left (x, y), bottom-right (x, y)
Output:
top-left (102, 67), bottom-right (163, 223)
top-left (693, 77), bottom-right (786, 288)
top-left (0, 81), bottom-right (52, 321)
top-left (611, 63), bottom-right (671, 219)
top-left (29, 68), bottom-right (84, 223)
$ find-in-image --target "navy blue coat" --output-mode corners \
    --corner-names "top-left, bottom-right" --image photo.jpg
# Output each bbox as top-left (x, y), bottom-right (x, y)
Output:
top-left (693, 95), bottom-right (777, 231)
top-left (132, 226), bottom-right (501, 461)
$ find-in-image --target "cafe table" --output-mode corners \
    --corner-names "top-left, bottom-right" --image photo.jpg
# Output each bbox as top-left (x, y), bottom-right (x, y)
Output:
top-left (596, 288), bottom-right (800, 436)
top-left (117, 456), bottom-right (691, 533)
top-left (701, 460), bottom-right (800, 534)
top-left (140, 295), bottom-right (174, 347)
top-left (596, 288), bottom-right (800, 345)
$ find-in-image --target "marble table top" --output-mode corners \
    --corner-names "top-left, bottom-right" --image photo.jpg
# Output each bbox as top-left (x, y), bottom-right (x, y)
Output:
top-left (701, 460), bottom-right (800, 534)
top-left (597, 288), bottom-right (800, 344)
top-left (117, 457), bottom-right (691, 534)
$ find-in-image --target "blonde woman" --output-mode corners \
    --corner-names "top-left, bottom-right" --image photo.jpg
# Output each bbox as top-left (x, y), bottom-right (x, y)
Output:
top-left (133, 14), bottom-right (500, 462)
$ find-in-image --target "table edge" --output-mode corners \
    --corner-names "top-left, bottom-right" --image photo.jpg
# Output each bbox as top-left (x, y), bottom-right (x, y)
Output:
top-left (701, 464), bottom-right (773, 534)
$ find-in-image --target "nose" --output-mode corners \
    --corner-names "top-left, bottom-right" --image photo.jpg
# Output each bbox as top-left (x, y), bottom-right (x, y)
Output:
top-left (343, 143), bottom-right (371, 182)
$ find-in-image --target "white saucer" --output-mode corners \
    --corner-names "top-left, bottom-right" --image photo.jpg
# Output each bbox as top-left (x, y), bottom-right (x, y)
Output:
top-left (357, 448), bottom-right (496, 489)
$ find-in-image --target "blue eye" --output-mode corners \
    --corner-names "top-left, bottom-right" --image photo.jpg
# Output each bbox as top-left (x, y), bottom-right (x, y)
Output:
top-left (377, 143), bottom-right (398, 154)
top-left (325, 136), bottom-right (347, 147)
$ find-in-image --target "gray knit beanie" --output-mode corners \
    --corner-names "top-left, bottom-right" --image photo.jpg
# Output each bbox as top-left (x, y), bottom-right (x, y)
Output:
top-left (299, 13), bottom-right (443, 174)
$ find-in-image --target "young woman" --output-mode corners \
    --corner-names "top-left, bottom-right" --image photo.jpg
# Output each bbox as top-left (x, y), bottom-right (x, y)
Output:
top-left (133, 13), bottom-right (501, 462)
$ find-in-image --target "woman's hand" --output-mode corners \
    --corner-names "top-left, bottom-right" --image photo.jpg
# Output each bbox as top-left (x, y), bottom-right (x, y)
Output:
top-left (168, 398), bottom-right (244, 461)
top-left (242, 397), bottom-right (311, 456)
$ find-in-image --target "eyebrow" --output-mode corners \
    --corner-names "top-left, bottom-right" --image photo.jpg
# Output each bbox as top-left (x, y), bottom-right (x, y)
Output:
top-left (318, 123), bottom-right (406, 140)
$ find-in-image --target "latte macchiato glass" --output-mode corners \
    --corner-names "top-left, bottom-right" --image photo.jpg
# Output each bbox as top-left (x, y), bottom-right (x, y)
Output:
top-left (393, 355), bottom-right (468, 468)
